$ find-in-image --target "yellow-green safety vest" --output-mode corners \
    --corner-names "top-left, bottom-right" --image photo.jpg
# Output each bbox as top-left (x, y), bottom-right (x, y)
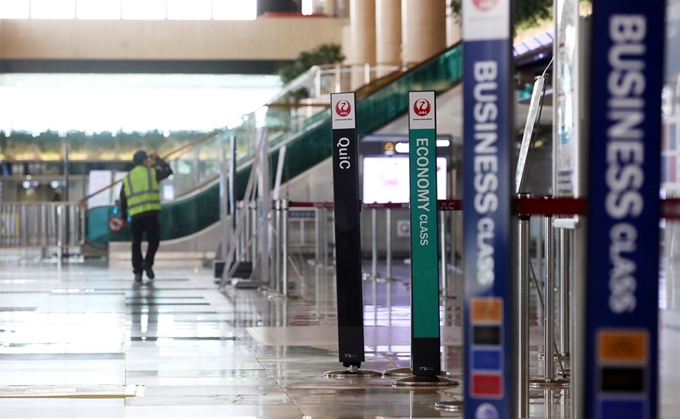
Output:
top-left (123, 166), bottom-right (161, 217)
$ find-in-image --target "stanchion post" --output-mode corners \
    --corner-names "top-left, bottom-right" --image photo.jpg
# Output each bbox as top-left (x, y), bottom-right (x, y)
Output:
top-left (244, 201), bottom-right (250, 261)
top-left (559, 228), bottom-right (570, 357)
top-left (275, 200), bottom-right (282, 293)
top-left (282, 199), bottom-right (290, 297)
top-left (250, 202), bottom-right (257, 267)
top-left (371, 207), bottom-right (378, 279)
top-left (324, 92), bottom-right (379, 378)
top-left (516, 194), bottom-right (531, 419)
top-left (544, 214), bottom-right (555, 381)
top-left (386, 207), bottom-right (392, 281)
top-left (323, 208), bottom-right (329, 267)
top-left (439, 210), bottom-right (447, 298)
top-left (315, 207), bottom-right (321, 264)
top-left (393, 91), bottom-right (456, 387)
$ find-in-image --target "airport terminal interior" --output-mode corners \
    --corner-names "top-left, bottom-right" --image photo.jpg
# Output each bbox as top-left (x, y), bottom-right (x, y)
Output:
top-left (1, 0), bottom-right (680, 418)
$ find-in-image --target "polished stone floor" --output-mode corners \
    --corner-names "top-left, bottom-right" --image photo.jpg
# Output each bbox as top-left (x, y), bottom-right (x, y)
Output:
top-left (0, 263), bottom-right (678, 418)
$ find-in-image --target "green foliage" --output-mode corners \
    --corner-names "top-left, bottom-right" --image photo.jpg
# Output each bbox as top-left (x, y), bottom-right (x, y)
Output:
top-left (278, 43), bottom-right (345, 85)
top-left (450, 0), bottom-right (553, 31)
top-left (0, 130), bottom-right (206, 160)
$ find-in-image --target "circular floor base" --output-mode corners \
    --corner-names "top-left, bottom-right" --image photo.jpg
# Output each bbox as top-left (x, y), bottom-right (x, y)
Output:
top-left (324, 369), bottom-right (381, 379)
top-left (529, 378), bottom-right (571, 389)
top-left (392, 376), bottom-right (459, 387)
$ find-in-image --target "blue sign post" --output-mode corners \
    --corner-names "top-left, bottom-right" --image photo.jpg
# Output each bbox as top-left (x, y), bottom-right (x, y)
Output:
top-left (462, 0), bottom-right (514, 417)
top-left (585, 2), bottom-right (665, 419)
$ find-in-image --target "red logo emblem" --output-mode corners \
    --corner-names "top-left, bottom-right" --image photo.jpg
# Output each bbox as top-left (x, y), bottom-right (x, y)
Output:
top-left (473, 0), bottom-right (498, 11)
top-left (414, 99), bottom-right (432, 117)
top-left (335, 100), bottom-right (351, 117)
top-left (108, 217), bottom-right (125, 233)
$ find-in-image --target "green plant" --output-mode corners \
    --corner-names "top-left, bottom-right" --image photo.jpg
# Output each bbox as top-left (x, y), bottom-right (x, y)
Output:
top-left (278, 43), bottom-right (345, 85)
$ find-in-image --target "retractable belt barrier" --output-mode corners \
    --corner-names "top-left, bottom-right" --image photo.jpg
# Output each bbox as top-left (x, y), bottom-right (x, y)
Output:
top-left (286, 197), bottom-right (680, 218)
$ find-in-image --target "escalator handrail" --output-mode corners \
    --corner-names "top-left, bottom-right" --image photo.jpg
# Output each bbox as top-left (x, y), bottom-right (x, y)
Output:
top-left (86, 43), bottom-right (464, 214)
top-left (153, 43), bottom-right (465, 206)
top-left (79, 126), bottom-right (229, 205)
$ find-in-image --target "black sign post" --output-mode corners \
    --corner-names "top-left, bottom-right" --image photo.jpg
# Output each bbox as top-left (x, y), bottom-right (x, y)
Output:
top-left (324, 93), bottom-right (379, 378)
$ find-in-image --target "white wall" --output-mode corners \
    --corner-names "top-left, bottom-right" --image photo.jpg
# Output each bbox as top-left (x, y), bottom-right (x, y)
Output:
top-left (0, 17), bottom-right (347, 60)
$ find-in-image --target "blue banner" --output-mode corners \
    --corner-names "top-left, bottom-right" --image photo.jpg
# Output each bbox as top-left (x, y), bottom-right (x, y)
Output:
top-left (586, 2), bottom-right (665, 418)
top-left (462, 0), bottom-right (513, 416)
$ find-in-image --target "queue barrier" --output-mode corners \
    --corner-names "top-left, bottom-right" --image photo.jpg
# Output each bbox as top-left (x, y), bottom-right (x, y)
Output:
top-left (0, 203), bottom-right (84, 250)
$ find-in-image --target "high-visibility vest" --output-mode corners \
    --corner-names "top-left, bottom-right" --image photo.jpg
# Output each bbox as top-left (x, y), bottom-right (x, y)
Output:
top-left (123, 166), bottom-right (161, 217)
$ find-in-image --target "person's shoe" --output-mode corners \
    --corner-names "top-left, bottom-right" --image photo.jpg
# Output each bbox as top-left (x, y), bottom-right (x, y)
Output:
top-left (134, 273), bottom-right (143, 283)
top-left (144, 265), bottom-right (155, 280)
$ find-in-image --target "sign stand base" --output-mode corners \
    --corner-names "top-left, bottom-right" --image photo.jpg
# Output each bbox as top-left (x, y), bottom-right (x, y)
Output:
top-left (435, 400), bottom-right (464, 412)
top-left (324, 365), bottom-right (381, 379)
top-left (529, 378), bottom-right (570, 389)
top-left (382, 367), bottom-right (414, 377)
top-left (392, 376), bottom-right (459, 387)
top-left (382, 367), bottom-right (448, 377)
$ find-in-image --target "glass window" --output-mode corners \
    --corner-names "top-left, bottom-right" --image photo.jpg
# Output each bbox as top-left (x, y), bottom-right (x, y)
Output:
top-left (0, 0), bottom-right (30, 19)
top-left (212, 0), bottom-right (256, 20)
top-left (31, 0), bottom-right (76, 19)
top-left (121, 0), bottom-right (165, 20)
top-left (76, 0), bottom-right (121, 19)
top-left (167, 0), bottom-right (211, 20)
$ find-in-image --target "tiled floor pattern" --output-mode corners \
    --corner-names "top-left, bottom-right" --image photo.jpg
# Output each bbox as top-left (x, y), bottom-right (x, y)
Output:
top-left (0, 264), bottom-right (677, 418)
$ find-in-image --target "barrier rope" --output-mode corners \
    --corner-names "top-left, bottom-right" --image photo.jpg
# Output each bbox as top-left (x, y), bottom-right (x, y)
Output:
top-left (283, 197), bottom-right (680, 220)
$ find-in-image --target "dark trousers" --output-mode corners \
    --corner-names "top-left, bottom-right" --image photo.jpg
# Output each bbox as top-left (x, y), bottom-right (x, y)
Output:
top-left (130, 213), bottom-right (160, 274)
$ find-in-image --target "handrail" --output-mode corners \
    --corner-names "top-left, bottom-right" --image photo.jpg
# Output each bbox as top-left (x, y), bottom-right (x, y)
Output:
top-left (81, 45), bottom-right (460, 211)
top-left (78, 126), bottom-right (228, 205)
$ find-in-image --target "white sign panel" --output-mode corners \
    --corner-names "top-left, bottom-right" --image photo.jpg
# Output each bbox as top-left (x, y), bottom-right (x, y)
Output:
top-left (409, 91), bottom-right (436, 130)
top-left (362, 157), bottom-right (447, 204)
top-left (112, 172), bottom-right (127, 205)
top-left (331, 93), bottom-right (356, 130)
top-left (462, 0), bottom-right (511, 41)
top-left (87, 170), bottom-right (113, 209)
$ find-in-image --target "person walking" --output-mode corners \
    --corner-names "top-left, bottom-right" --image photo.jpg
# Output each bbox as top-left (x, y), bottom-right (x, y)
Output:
top-left (120, 150), bottom-right (173, 283)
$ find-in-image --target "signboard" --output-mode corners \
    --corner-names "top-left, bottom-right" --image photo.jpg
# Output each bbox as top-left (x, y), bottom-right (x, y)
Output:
top-left (330, 92), bottom-right (365, 367)
top-left (462, 0), bottom-right (514, 416)
top-left (362, 157), bottom-right (447, 204)
top-left (586, 2), bottom-right (665, 418)
top-left (554, 0), bottom-right (581, 197)
top-left (112, 172), bottom-right (127, 205)
top-left (108, 217), bottom-right (125, 233)
top-left (87, 170), bottom-right (113, 209)
top-left (408, 91), bottom-right (440, 375)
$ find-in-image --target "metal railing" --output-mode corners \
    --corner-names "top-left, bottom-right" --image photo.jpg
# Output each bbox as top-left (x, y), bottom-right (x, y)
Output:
top-left (0, 203), bottom-right (84, 248)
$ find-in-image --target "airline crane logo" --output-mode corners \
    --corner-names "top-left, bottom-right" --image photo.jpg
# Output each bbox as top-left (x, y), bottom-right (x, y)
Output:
top-left (335, 100), bottom-right (352, 117)
top-left (473, 0), bottom-right (498, 12)
top-left (414, 99), bottom-right (432, 117)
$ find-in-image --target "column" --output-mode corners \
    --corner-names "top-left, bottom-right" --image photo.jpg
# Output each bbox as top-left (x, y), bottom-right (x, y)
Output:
top-left (349, 0), bottom-right (376, 90)
top-left (335, 0), bottom-right (349, 18)
top-left (401, 0), bottom-right (446, 66)
top-left (376, 0), bottom-right (401, 77)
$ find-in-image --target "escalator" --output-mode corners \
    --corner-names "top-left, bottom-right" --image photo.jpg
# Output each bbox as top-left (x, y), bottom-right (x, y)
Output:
top-left (86, 43), bottom-right (464, 247)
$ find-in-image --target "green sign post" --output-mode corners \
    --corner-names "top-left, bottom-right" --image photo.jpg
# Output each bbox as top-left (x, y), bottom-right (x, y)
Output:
top-left (407, 91), bottom-right (443, 376)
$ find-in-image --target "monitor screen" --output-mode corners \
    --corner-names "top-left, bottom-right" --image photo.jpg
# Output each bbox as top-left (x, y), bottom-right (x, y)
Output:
top-left (362, 157), bottom-right (447, 204)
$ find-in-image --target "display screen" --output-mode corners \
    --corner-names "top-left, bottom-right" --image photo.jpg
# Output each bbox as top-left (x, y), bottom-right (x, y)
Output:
top-left (362, 157), bottom-right (447, 204)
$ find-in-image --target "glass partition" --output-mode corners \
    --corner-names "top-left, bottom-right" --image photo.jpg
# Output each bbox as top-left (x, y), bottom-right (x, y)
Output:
top-left (86, 44), bottom-right (464, 247)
